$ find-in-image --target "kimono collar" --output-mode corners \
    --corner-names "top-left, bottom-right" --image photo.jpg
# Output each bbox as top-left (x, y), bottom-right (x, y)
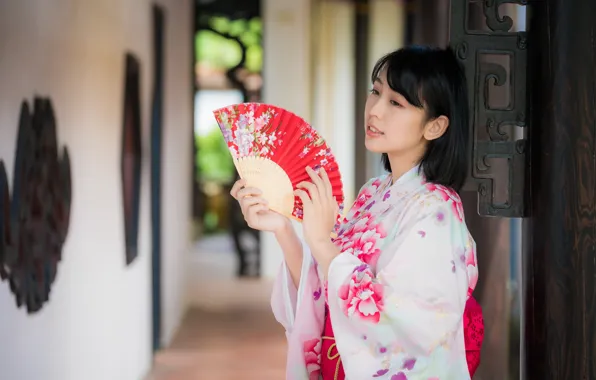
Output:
top-left (388, 163), bottom-right (423, 187)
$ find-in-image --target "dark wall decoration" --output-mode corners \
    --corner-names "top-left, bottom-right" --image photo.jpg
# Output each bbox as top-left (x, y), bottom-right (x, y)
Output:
top-left (121, 53), bottom-right (142, 266)
top-left (0, 97), bottom-right (72, 313)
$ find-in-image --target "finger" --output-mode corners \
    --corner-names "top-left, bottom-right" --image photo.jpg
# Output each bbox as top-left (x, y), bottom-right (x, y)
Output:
top-left (240, 196), bottom-right (268, 209)
top-left (319, 168), bottom-right (332, 198)
top-left (294, 189), bottom-right (312, 211)
top-left (239, 196), bottom-right (268, 215)
top-left (236, 186), bottom-right (263, 199)
top-left (296, 181), bottom-right (319, 204)
top-left (230, 179), bottom-right (247, 199)
top-left (246, 204), bottom-right (269, 227)
top-left (247, 203), bottom-right (269, 215)
top-left (305, 166), bottom-right (325, 197)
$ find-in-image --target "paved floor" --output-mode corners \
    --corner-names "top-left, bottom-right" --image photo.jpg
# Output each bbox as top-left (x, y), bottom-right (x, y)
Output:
top-left (146, 234), bottom-right (287, 380)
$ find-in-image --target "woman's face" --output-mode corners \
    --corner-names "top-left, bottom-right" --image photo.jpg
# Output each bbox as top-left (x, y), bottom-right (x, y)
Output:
top-left (364, 69), bottom-right (446, 162)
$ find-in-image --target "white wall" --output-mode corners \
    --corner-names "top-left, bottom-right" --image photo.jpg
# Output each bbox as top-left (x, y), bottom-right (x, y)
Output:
top-left (311, 1), bottom-right (356, 207)
top-left (366, 0), bottom-right (406, 179)
top-left (0, 0), bottom-right (192, 379)
top-left (159, 0), bottom-right (193, 348)
top-left (261, 0), bottom-right (312, 278)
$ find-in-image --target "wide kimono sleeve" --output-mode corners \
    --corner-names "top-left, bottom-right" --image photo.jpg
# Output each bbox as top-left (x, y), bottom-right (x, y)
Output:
top-left (270, 242), bottom-right (324, 335)
top-left (271, 241), bottom-right (326, 379)
top-left (326, 198), bottom-right (475, 379)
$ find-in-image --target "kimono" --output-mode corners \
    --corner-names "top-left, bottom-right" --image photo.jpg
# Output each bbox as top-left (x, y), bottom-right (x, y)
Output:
top-left (271, 165), bottom-right (481, 379)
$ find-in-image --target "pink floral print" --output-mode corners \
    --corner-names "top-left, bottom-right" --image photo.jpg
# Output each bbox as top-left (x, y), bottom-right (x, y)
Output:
top-left (338, 264), bottom-right (384, 323)
top-left (335, 214), bottom-right (387, 267)
top-left (303, 338), bottom-right (322, 380)
top-left (426, 183), bottom-right (465, 222)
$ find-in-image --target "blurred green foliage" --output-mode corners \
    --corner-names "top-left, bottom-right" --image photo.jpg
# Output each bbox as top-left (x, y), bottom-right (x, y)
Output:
top-left (195, 16), bottom-right (262, 72)
top-left (196, 127), bottom-right (235, 183)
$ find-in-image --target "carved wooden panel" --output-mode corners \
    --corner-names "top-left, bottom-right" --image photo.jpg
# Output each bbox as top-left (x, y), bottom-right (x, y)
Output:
top-left (0, 97), bottom-right (72, 313)
top-left (450, 0), bottom-right (529, 217)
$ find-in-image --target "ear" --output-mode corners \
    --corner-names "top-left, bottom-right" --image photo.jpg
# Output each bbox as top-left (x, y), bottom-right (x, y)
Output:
top-left (423, 115), bottom-right (449, 141)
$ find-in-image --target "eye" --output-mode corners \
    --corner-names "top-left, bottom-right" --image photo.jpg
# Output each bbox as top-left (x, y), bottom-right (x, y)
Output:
top-left (369, 88), bottom-right (380, 95)
top-left (390, 100), bottom-right (402, 107)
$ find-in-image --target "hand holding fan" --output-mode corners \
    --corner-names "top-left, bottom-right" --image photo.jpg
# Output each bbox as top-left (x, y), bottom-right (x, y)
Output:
top-left (213, 103), bottom-right (345, 224)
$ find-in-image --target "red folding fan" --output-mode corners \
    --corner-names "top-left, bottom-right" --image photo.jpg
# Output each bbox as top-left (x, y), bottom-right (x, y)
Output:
top-left (213, 103), bottom-right (345, 223)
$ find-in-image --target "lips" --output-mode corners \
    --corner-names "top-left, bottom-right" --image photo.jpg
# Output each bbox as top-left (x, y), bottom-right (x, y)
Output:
top-left (367, 125), bottom-right (384, 135)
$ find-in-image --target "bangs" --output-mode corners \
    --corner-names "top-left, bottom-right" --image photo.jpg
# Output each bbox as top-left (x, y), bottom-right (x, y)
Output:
top-left (371, 47), bottom-right (434, 110)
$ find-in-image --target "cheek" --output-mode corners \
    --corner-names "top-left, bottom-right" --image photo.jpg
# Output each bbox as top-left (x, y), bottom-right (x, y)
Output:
top-left (385, 114), bottom-right (423, 142)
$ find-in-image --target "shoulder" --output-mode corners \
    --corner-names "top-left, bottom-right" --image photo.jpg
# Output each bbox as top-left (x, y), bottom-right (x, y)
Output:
top-left (358, 174), bottom-right (389, 194)
top-left (350, 175), bottom-right (389, 209)
top-left (407, 182), bottom-right (466, 224)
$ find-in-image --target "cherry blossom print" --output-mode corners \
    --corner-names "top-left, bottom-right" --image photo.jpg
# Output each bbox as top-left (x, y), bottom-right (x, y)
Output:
top-left (433, 207), bottom-right (447, 226)
top-left (465, 244), bottom-right (477, 268)
top-left (383, 190), bottom-right (392, 202)
top-left (313, 287), bottom-right (322, 301)
top-left (335, 214), bottom-right (387, 266)
top-left (338, 264), bottom-right (384, 323)
top-left (214, 104), bottom-right (279, 159)
top-left (353, 187), bottom-right (373, 210)
top-left (455, 246), bottom-right (466, 264)
top-left (303, 338), bottom-right (322, 380)
top-left (468, 270), bottom-right (479, 297)
top-left (402, 357), bottom-right (417, 370)
top-left (391, 372), bottom-right (407, 380)
top-left (426, 183), bottom-right (465, 222)
top-left (373, 369), bottom-right (390, 377)
top-left (375, 343), bottom-right (389, 355)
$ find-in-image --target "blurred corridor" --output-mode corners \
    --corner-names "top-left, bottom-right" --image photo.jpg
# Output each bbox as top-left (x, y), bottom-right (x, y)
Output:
top-left (146, 235), bottom-right (286, 380)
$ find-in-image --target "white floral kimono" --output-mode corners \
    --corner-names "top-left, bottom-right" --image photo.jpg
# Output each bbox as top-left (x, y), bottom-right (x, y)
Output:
top-left (271, 165), bottom-right (479, 379)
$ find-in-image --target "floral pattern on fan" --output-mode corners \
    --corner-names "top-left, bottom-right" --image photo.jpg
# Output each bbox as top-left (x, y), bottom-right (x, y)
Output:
top-left (215, 104), bottom-right (281, 159)
top-left (214, 102), bottom-right (345, 227)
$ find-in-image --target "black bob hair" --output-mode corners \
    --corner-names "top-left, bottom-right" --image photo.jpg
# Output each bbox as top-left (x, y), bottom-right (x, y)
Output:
top-left (371, 45), bottom-right (470, 193)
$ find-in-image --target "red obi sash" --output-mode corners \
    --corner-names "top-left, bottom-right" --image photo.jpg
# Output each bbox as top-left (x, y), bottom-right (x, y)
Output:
top-left (320, 296), bottom-right (484, 379)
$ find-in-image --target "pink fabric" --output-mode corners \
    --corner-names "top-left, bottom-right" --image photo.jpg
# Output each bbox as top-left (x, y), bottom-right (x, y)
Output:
top-left (320, 305), bottom-right (345, 380)
top-left (464, 296), bottom-right (484, 376)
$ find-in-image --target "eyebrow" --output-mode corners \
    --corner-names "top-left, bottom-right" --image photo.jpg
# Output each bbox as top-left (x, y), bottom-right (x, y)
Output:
top-left (373, 77), bottom-right (383, 85)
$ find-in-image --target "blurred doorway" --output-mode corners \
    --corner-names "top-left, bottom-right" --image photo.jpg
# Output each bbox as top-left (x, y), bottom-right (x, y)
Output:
top-left (192, 0), bottom-right (263, 278)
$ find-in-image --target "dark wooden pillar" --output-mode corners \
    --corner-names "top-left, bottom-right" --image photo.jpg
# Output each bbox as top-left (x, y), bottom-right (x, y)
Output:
top-left (411, 0), bottom-right (449, 47)
top-left (524, 0), bottom-right (596, 378)
top-left (354, 0), bottom-right (369, 191)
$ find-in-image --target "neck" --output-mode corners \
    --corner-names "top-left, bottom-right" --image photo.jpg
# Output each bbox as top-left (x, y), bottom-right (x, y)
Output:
top-left (387, 149), bottom-right (425, 183)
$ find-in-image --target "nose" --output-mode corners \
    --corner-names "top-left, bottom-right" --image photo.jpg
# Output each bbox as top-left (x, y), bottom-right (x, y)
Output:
top-left (369, 97), bottom-right (384, 119)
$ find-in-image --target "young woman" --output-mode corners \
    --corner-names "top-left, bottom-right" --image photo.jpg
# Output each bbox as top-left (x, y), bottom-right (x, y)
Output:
top-left (230, 45), bottom-right (483, 379)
